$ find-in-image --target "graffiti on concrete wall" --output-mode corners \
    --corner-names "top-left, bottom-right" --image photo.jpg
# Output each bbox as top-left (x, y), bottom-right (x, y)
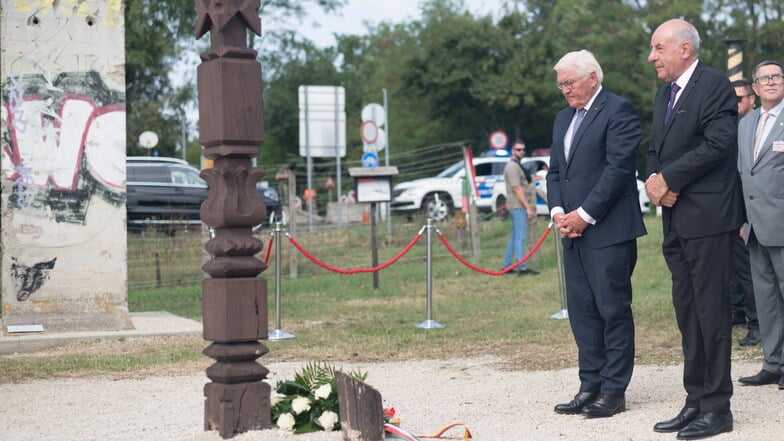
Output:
top-left (1, 70), bottom-right (126, 224)
top-left (10, 257), bottom-right (57, 301)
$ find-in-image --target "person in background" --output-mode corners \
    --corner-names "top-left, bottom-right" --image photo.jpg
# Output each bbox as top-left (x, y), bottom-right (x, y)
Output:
top-left (729, 78), bottom-right (760, 346)
top-left (502, 140), bottom-right (538, 276)
top-left (547, 50), bottom-right (645, 418)
top-left (736, 60), bottom-right (784, 390)
top-left (645, 18), bottom-right (742, 439)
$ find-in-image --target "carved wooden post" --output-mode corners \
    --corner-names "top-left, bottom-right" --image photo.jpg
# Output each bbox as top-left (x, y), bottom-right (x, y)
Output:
top-left (195, 1), bottom-right (270, 438)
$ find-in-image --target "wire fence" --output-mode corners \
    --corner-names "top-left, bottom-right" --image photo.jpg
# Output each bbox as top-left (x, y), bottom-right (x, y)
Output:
top-left (126, 213), bottom-right (549, 290)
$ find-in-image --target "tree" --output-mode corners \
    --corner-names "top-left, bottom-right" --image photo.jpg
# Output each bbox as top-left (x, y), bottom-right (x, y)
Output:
top-left (124, 0), bottom-right (346, 159)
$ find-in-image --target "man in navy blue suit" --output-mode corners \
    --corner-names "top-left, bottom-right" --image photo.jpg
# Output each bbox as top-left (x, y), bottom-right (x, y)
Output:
top-left (645, 18), bottom-right (743, 440)
top-left (547, 50), bottom-right (646, 419)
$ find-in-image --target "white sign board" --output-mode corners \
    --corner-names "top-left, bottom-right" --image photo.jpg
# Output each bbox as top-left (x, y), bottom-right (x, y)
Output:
top-left (299, 86), bottom-right (347, 158)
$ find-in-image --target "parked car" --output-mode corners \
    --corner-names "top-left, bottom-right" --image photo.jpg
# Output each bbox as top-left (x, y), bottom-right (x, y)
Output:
top-left (126, 157), bottom-right (281, 231)
top-left (390, 156), bottom-right (509, 221)
top-left (497, 156), bottom-right (651, 216)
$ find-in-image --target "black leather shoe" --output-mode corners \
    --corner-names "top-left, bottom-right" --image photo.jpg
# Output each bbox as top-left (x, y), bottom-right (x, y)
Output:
top-left (654, 407), bottom-right (700, 433)
top-left (779, 376), bottom-right (784, 390)
top-left (582, 393), bottom-right (625, 417)
top-left (738, 369), bottom-right (780, 385)
top-left (676, 412), bottom-right (732, 440)
top-left (739, 328), bottom-right (761, 346)
top-left (518, 268), bottom-right (540, 276)
top-left (554, 392), bottom-right (597, 414)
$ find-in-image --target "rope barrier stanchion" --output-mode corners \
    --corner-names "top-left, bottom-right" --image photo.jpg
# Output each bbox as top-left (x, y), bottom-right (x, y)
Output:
top-left (269, 222), bottom-right (295, 340)
top-left (550, 221), bottom-right (569, 320)
top-left (417, 218), bottom-right (444, 329)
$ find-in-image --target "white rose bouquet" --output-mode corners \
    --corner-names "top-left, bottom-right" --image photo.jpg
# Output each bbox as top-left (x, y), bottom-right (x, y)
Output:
top-left (270, 361), bottom-right (366, 433)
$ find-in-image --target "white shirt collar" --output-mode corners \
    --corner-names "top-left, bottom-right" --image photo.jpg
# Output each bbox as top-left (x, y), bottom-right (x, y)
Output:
top-left (580, 85), bottom-right (602, 112)
top-left (673, 59), bottom-right (699, 90)
top-left (762, 98), bottom-right (784, 117)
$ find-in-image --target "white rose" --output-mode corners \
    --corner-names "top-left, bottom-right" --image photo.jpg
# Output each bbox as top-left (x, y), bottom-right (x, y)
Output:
top-left (276, 413), bottom-right (296, 431)
top-left (270, 391), bottom-right (286, 407)
top-left (314, 383), bottom-right (332, 400)
top-left (291, 396), bottom-right (311, 415)
top-left (317, 410), bottom-right (339, 431)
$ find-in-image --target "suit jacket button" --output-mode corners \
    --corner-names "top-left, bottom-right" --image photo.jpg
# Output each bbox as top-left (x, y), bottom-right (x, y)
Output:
top-left (749, 195), bottom-right (755, 200)
top-left (750, 171), bottom-right (755, 176)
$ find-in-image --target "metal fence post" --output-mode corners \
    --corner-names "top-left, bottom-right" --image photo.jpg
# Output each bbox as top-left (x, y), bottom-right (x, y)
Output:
top-left (269, 222), bottom-right (295, 340)
top-left (417, 218), bottom-right (444, 329)
top-left (550, 225), bottom-right (569, 319)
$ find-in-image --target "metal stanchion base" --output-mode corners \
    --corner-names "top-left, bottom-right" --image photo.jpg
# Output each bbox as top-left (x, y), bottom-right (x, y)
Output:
top-left (549, 309), bottom-right (569, 320)
top-left (268, 329), bottom-right (296, 340)
top-left (416, 319), bottom-right (444, 329)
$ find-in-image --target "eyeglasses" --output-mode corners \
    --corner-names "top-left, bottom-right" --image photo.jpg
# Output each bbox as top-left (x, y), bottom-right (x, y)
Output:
top-left (512, 148), bottom-right (525, 152)
top-left (755, 74), bottom-right (783, 85)
top-left (556, 79), bottom-right (581, 91)
top-left (737, 94), bottom-right (754, 102)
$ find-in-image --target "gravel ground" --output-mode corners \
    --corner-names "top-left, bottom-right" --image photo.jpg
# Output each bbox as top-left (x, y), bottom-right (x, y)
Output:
top-left (0, 357), bottom-right (781, 441)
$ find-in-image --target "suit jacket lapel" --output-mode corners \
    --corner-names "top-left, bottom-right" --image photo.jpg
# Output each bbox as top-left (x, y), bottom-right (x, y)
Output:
top-left (755, 110), bottom-right (784, 165)
top-left (664, 62), bottom-right (704, 133)
top-left (568, 89), bottom-right (606, 166)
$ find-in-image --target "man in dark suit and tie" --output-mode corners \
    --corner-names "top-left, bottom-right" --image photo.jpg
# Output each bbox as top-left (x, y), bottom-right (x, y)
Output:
top-left (645, 18), bottom-right (743, 440)
top-left (547, 50), bottom-right (646, 419)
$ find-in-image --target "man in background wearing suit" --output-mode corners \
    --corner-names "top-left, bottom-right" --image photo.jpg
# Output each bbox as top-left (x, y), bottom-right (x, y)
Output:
top-left (736, 60), bottom-right (784, 390)
top-left (730, 78), bottom-right (760, 347)
top-left (547, 50), bottom-right (646, 419)
top-left (645, 19), bottom-right (743, 439)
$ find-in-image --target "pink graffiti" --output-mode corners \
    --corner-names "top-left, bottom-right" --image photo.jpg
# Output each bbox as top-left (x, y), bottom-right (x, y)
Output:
top-left (2, 94), bottom-right (126, 192)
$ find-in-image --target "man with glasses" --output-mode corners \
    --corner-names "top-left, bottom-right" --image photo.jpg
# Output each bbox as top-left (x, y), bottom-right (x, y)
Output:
top-left (502, 140), bottom-right (538, 275)
top-left (737, 60), bottom-right (784, 391)
top-left (548, 50), bottom-right (645, 418)
top-left (729, 78), bottom-right (760, 347)
top-left (645, 18), bottom-right (742, 439)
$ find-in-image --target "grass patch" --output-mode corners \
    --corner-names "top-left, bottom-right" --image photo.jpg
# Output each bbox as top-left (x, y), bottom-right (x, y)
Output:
top-left (0, 215), bottom-right (763, 382)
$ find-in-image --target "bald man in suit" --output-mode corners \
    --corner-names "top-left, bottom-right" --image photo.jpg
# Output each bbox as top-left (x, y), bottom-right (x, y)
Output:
top-left (645, 18), bottom-right (743, 440)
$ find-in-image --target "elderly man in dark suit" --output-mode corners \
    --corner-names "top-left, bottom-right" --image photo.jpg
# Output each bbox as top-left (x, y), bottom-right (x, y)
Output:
top-left (645, 18), bottom-right (743, 440)
top-left (547, 49), bottom-right (646, 419)
top-left (737, 60), bottom-right (784, 389)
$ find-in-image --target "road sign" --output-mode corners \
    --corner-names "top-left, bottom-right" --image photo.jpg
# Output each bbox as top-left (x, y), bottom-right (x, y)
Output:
top-left (298, 85), bottom-right (346, 158)
top-left (361, 152), bottom-right (379, 167)
top-left (324, 175), bottom-right (336, 190)
top-left (360, 120), bottom-right (378, 144)
top-left (489, 130), bottom-right (508, 149)
top-left (361, 103), bottom-right (386, 127)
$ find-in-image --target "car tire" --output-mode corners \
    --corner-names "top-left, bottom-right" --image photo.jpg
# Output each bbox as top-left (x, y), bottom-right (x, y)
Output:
top-left (422, 192), bottom-right (452, 221)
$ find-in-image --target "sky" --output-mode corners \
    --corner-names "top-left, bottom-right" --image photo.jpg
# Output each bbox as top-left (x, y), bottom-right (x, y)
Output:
top-left (265, 0), bottom-right (505, 48)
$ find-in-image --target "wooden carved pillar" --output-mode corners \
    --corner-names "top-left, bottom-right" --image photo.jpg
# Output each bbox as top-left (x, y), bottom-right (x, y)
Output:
top-left (195, 1), bottom-right (270, 438)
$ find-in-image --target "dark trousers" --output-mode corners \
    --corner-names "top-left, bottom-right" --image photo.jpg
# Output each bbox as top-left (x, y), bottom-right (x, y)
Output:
top-left (563, 239), bottom-right (637, 397)
top-left (663, 229), bottom-right (733, 414)
top-left (729, 235), bottom-right (758, 330)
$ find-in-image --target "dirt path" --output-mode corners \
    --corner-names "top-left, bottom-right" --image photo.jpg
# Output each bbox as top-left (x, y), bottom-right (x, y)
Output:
top-left (0, 357), bottom-right (780, 440)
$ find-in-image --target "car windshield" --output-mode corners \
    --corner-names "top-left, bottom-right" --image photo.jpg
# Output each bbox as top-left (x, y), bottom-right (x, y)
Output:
top-left (436, 160), bottom-right (466, 178)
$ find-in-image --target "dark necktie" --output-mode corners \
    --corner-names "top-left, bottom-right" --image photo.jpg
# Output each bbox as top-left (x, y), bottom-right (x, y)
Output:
top-left (664, 83), bottom-right (680, 123)
top-left (566, 108), bottom-right (586, 160)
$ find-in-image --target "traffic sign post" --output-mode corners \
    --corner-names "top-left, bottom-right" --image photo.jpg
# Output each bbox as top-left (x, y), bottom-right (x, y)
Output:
top-left (489, 130), bottom-right (508, 150)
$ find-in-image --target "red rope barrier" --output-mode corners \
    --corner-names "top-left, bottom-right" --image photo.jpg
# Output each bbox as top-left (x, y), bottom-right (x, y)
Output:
top-left (263, 236), bottom-right (273, 265)
top-left (287, 233), bottom-right (423, 274)
top-left (437, 225), bottom-right (553, 275)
